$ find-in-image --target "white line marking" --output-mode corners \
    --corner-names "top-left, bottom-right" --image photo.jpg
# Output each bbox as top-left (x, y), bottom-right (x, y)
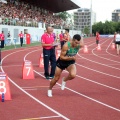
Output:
top-left (22, 39), bottom-right (120, 113)
top-left (1, 47), bottom-right (70, 120)
top-left (34, 70), bottom-right (120, 112)
top-left (77, 39), bottom-right (120, 72)
top-left (75, 74), bottom-right (120, 92)
top-left (92, 39), bottom-right (120, 64)
top-left (76, 62), bottom-right (120, 79)
top-left (106, 40), bottom-right (120, 58)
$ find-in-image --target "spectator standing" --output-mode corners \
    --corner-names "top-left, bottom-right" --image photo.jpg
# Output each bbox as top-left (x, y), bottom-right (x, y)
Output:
top-left (59, 31), bottom-right (64, 49)
top-left (0, 31), bottom-right (5, 48)
top-left (7, 31), bottom-right (11, 38)
top-left (113, 32), bottom-right (117, 43)
top-left (96, 31), bottom-right (100, 45)
top-left (18, 31), bottom-right (24, 47)
top-left (65, 29), bottom-right (71, 42)
top-left (115, 32), bottom-right (120, 55)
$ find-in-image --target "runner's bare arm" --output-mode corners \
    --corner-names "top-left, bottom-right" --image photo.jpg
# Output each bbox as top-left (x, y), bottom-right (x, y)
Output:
top-left (60, 42), bottom-right (76, 61)
top-left (67, 35), bottom-right (71, 41)
top-left (80, 37), bottom-right (84, 48)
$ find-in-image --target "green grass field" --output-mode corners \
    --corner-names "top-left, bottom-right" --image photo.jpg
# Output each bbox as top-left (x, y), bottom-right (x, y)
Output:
top-left (1, 42), bottom-right (41, 51)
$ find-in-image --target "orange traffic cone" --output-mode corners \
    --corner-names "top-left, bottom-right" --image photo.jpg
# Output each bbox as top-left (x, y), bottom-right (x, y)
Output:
top-left (111, 43), bottom-right (115, 50)
top-left (97, 44), bottom-right (101, 51)
top-left (39, 53), bottom-right (44, 68)
top-left (83, 45), bottom-right (88, 53)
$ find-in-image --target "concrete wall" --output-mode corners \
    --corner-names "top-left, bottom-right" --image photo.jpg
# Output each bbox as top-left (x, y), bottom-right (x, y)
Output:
top-left (0, 25), bottom-right (81, 45)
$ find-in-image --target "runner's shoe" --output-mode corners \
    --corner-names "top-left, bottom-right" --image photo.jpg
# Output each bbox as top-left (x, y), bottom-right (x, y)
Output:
top-left (61, 77), bottom-right (66, 90)
top-left (48, 90), bottom-right (52, 97)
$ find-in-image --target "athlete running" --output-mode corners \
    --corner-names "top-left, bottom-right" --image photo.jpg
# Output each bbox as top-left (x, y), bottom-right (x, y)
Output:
top-left (47, 34), bottom-right (84, 97)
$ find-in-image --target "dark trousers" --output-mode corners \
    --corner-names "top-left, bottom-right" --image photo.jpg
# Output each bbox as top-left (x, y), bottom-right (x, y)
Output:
top-left (96, 40), bottom-right (99, 44)
top-left (43, 48), bottom-right (56, 77)
top-left (60, 41), bottom-right (65, 49)
top-left (1, 40), bottom-right (4, 48)
top-left (20, 38), bottom-right (23, 47)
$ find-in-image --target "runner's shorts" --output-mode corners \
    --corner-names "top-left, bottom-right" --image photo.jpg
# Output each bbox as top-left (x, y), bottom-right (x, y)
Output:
top-left (56, 57), bottom-right (75, 70)
top-left (116, 41), bottom-right (120, 45)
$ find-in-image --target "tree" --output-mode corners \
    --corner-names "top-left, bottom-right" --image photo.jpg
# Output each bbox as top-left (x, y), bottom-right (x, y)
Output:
top-left (84, 26), bottom-right (90, 35)
top-left (57, 11), bottom-right (71, 21)
top-left (92, 21), bottom-right (120, 34)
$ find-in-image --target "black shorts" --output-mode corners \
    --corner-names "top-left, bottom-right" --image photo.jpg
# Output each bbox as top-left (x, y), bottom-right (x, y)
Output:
top-left (116, 41), bottom-right (120, 45)
top-left (56, 57), bottom-right (75, 70)
top-left (96, 40), bottom-right (99, 44)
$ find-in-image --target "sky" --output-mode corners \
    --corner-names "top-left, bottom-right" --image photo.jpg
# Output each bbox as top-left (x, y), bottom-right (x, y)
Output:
top-left (68, 0), bottom-right (120, 22)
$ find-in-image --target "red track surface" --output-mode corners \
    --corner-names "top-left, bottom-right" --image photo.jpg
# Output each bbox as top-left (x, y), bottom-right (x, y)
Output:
top-left (0, 37), bottom-right (120, 120)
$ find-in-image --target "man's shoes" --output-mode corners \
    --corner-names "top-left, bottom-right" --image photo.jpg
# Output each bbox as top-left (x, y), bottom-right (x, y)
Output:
top-left (49, 76), bottom-right (54, 79)
top-left (61, 77), bottom-right (66, 90)
top-left (45, 76), bottom-right (50, 80)
top-left (48, 90), bottom-right (52, 97)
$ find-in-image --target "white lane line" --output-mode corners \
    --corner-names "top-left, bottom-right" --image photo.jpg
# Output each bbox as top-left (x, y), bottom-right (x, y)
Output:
top-left (75, 62), bottom-right (120, 79)
top-left (64, 70), bottom-right (120, 92)
top-left (77, 53), bottom-right (120, 71)
top-left (34, 70), bottom-right (120, 113)
top-left (92, 38), bottom-right (120, 63)
top-left (23, 39), bottom-right (120, 113)
top-left (1, 47), bottom-right (70, 120)
top-left (3, 39), bottom-right (120, 118)
top-left (106, 39), bottom-right (120, 58)
top-left (75, 74), bottom-right (120, 92)
top-left (77, 38), bottom-right (120, 71)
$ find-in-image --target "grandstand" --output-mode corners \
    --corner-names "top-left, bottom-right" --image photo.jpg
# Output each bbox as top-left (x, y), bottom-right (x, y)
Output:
top-left (0, 0), bottom-right (81, 44)
top-left (0, 0), bottom-right (80, 28)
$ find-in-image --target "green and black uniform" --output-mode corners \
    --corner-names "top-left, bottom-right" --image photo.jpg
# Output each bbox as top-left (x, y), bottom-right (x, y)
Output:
top-left (56, 41), bottom-right (80, 70)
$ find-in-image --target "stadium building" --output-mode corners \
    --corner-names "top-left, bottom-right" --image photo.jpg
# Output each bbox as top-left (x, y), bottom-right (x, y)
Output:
top-left (74, 8), bottom-right (96, 32)
top-left (0, 0), bottom-right (81, 44)
top-left (112, 9), bottom-right (120, 22)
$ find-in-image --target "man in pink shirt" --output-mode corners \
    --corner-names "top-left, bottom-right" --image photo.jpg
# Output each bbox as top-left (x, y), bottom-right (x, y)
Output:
top-left (0, 31), bottom-right (5, 48)
top-left (59, 31), bottom-right (64, 49)
top-left (18, 31), bottom-right (24, 47)
top-left (41, 26), bottom-right (56, 79)
top-left (96, 31), bottom-right (100, 45)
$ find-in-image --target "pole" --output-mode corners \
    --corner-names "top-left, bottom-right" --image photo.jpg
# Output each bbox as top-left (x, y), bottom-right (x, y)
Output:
top-left (90, 0), bottom-right (92, 34)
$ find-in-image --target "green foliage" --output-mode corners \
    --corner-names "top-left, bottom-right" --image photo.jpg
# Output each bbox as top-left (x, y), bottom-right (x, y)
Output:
top-left (92, 21), bottom-right (120, 34)
top-left (1, 42), bottom-right (41, 51)
top-left (84, 26), bottom-right (90, 34)
top-left (57, 11), bottom-right (71, 21)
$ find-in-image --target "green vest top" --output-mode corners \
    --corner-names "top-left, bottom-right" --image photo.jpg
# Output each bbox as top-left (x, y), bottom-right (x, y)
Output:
top-left (66, 41), bottom-right (80, 56)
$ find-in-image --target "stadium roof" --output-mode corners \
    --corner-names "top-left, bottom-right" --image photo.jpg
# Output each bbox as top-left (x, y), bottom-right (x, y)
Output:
top-left (22, 0), bottom-right (80, 13)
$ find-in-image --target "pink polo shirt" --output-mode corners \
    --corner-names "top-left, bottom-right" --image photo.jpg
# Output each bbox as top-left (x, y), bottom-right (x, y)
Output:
top-left (0, 33), bottom-right (5, 41)
top-left (19, 33), bottom-right (24, 38)
top-left (41, 33), bottom-right (54, 49)
top-left (59, 33), bottom-right (63, 41)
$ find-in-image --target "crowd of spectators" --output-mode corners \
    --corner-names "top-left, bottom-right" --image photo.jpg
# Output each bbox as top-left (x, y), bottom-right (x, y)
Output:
top-left (0, 0), bottom-right (71, 28)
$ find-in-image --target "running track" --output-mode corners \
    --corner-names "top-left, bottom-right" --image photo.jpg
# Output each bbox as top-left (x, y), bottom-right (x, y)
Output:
top-left (0, 37), bottom-right (120, 120)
